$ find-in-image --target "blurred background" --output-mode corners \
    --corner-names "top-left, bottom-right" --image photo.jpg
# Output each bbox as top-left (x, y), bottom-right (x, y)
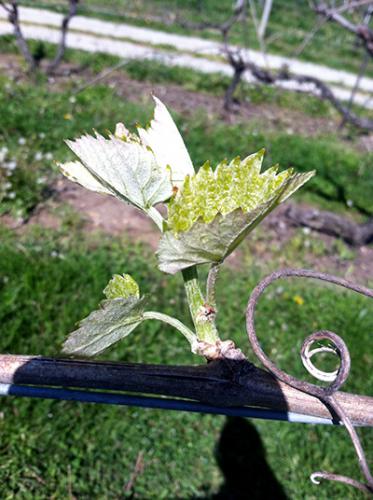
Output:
top-left (0, 1), bottom-right (372, 498)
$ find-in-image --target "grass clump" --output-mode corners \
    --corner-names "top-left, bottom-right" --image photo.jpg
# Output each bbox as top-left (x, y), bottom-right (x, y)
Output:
top-left (0, 139), bottom-right (54, 218)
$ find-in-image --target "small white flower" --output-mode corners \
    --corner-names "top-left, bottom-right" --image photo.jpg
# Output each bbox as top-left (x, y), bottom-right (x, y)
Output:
top-left (0, 146), bottom-right (8, 162)
top-left (44, 152), bottom-right (53, 161)
top-left (302, 227), bottom-right (311, 235)
top-left (18, 137), bottom-right (26, 145)
top-left (5, 160), bottom-right (17, 171)
top-left (34, 152), bottom-right (43, 161)
top-left (4, 182), bottom-right (12, 190)
top-left (69, 96), bottom-right (76, 104)
top-left (7, 192), bottom-right (16, 199)
top-left (36, 177), bottom-right (46, 184)
top-left (346, 199), bottom-right (354, 208)
top-left (39, 132), bottom-right (46, 139)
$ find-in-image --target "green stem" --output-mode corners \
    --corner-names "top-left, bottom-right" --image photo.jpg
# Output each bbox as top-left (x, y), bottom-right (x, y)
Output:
top-left (142, 311), bottom-right (197, 346)
top-left (206, 263), bottom-right (220, 309)
top-left (182, 266), bottom-right (219, 344)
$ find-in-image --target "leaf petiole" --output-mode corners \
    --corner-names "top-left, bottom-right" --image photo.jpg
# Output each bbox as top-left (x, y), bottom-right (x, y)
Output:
top-left (142, 311), bottom-right (197, 346)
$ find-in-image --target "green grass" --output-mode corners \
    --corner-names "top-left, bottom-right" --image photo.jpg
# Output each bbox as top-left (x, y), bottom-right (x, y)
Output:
top-left (0, 73), bottom-right (372, 219)
top-left (0, 225), bottom-right (371, 498)
top-left (18, 0), bottom-right (373, 77)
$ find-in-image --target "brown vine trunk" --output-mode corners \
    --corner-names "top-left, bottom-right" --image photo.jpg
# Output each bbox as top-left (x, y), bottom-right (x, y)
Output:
top-left (2, 1), bottom-right (36, 72)
top-left (47, 0), bottom-right (79, 74)
top-left (285, 205), bottom-right (373, 246)
top-left (224, 66), bottom-right (244, 110)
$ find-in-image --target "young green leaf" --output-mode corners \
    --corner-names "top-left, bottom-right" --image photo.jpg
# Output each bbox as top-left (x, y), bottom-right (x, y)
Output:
top-left (62, 296), bottom-right (146, 357)
top-left (103, 274), bottom-right (140, 300)
top-left (158, 152), bottom-right (314, 273)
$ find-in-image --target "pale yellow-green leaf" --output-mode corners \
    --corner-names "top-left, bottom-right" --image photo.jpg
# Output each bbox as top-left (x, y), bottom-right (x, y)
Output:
top-left (167, 150), bottom-right (309, 233)
top-left (103, 274), bottom-right (140, 300)
top-left (158, 151), bottom-right (314, 273)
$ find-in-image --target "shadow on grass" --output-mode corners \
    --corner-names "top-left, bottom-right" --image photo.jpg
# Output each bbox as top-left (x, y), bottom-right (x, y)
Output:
top-left (196, 417), bottom-right (288, 500)
top-left (3, 356), bottom-right (289, 498)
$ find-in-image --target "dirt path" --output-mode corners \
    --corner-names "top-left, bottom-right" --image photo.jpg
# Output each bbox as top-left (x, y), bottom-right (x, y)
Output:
top-left (54, 179), bottom-right (159, 248)
top-left (0, 5), bottom-right (372, 109)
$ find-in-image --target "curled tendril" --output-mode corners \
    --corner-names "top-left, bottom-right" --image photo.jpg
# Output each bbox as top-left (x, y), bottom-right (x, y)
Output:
top-left (246, 268), bottom-right (373, 495)
top-left (311, 472), bottom-right (373, 495)
top-left (300, 330), bottom-right (350, 391)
